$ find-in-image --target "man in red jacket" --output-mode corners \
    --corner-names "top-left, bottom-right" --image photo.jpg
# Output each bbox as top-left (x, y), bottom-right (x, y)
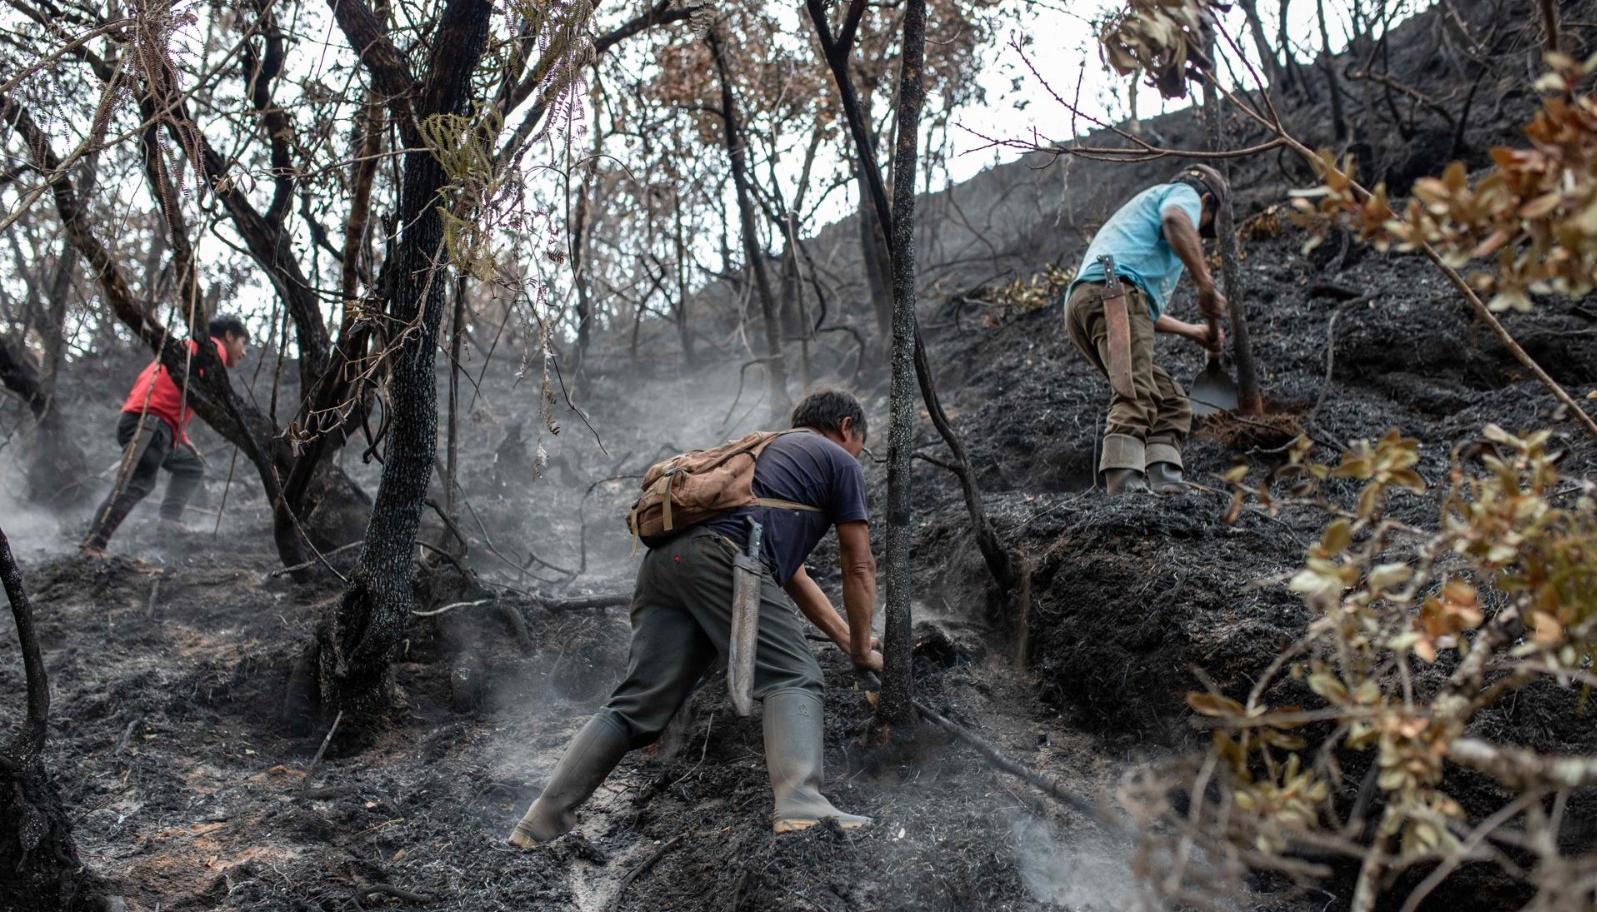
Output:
top-left (81, 316), bottom-right (250, 557)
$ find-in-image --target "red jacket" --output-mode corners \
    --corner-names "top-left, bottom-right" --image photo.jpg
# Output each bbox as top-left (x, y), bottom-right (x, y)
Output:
top-left (121, 337), bottom-right (232, 443)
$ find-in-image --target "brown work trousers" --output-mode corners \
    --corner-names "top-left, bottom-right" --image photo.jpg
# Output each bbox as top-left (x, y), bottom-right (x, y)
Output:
top-left (1065, 282), bottom-right (1192, 472)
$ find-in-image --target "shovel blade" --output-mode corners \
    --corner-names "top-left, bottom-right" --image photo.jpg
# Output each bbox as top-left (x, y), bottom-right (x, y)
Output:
top-left (1190, 364), bottom-right (1239, 417)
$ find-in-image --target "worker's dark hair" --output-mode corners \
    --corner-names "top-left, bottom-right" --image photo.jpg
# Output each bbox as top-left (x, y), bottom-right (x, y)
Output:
top-left (791, 389), bottom-right (867, 443)
top-left (208, 314), bottom-right (249, 342)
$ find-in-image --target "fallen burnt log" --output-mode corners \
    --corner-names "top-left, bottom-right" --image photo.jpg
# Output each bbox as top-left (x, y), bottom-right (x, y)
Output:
top-left (537, 591), bottom-right (631, 612)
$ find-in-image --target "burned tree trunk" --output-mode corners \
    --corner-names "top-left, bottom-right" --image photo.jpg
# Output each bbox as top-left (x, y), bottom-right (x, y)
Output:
top-left (1277, 0), bottom-right (1315, 100)
top-left (709, 26), bottom-right (792, 425)
top-left (671, 192), bottom-right (696, 362)
top-left (1537, 0), bottom-right (1561, 53)
top-left (568, 93), bottom-right (602, 393)
top-left (0, 527), bottom-right (117, 911)
top-left (305, 0), bottom-right (494, 733)
top-left (1236, 0), bottom-right (1286, 91)
top-left (1201, 45), bottom-right (1263, 415)
top-left (0, 336), bottom-right (49, 420)
top-left (23, 226), bottom-right (92, 506)
top-left (1315, 0), bottom-right (1350, 143)
top-left (806, 0), bottom-right (1019, 595)
top-left (0, 334), bottom-right (88, 507)
top-left (879, 0), bottom-right (928, 729)
top-left (778, 237), bottom-right (814, 388)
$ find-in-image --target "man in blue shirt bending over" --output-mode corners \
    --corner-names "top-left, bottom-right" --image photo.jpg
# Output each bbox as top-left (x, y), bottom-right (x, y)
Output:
top-left (1064, 165), bottom-right (1230, 494)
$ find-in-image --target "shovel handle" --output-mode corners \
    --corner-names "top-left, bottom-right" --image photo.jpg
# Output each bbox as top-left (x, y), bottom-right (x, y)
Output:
top-left (1205, 314), bottom-right (1223, 363)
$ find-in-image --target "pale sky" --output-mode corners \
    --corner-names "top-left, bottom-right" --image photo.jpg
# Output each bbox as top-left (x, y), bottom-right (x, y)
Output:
top-left (798, 0), bottom-right (1373, 226)
top-left (941, 0), bottom-right (1370, 184)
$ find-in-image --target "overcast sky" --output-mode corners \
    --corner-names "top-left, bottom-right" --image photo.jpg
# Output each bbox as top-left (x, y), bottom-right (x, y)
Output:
top-left (816, 0), bottom-right (1367, 220)
top-left (940, 0), bottom-right (1381, 180)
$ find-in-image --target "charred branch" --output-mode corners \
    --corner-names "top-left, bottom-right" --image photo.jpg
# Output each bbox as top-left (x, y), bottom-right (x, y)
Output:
top-left (0, 333), bottom-right (48, 420)
top-left (0, 527), bottom-right (47, 772)
top-left (708, 25), bottom-right (791, 423)
top-left (0, 525), bottom-right (114, 910)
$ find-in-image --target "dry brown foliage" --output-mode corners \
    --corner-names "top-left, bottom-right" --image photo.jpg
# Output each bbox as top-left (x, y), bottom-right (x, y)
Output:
top-left (1292, 54), bottom-right (1597, 313)
top-left (1091, 2), bottom-right (1597, 904)
top-left (1121, 427), bottom-right (1597, 910)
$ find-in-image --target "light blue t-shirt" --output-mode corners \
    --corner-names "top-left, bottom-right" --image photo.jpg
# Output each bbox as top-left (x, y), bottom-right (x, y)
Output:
top-left (1068, 182), bottom-right (1203, 320)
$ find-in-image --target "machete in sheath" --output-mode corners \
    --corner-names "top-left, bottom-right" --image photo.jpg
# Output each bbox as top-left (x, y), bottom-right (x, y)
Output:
top-left (1097, 254), bottom-right (1136, 401)
top-left (727, 516), bottom-right (764, 717)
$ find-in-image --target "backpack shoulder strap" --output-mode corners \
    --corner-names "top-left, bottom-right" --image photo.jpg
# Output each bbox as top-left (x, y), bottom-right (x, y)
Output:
top-left (751, 497), bottom-right (823, 514)
top-left (747, 431), bottom-right (826, 515)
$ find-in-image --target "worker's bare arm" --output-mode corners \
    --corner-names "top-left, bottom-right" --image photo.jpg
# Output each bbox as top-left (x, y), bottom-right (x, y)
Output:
top-left (835, 521), bottom-right (881, 672)
top-left (785, 566), bottom-right (848, 647)
top-left (1161, 206), bottom-right (1225, 320)
top-left (1154, 313), bottom-right (1224, 350)
top-left (785, 562), bottom-right (883, 671)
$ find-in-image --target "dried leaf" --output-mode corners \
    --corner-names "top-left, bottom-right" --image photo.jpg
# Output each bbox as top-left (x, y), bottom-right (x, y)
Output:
top-left (1187, 691), bottom-right (1246, 718)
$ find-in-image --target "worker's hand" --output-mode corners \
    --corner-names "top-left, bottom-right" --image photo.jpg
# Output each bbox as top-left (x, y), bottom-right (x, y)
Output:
top-left (853, 648), bottom-right (885, 674)
top-left (836, 634), bottom-right (880, 662)
top-left (1198, 283), bottom-right (1226, 321)
top-left (1196, 321), bottom-right (1226, 353)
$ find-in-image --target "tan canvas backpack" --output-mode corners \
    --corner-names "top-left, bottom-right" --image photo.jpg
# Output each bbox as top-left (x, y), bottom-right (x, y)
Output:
top-left (625, 429), bottom-right (823, 548)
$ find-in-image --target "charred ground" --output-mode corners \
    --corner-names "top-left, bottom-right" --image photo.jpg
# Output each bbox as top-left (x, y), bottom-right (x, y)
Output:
top-left (4, 3), bottom-right (1597, 909)
top-left (6, 218), bottom-right (1594, 912)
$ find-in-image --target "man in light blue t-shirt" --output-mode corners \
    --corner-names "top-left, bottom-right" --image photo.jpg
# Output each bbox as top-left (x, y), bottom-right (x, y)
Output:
top-left (1064, 165), bottom-right (1230, 495)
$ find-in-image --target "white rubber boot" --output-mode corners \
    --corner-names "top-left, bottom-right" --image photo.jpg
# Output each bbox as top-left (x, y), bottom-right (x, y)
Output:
top-left (764, 690), bottom-right (870, 834)
top-left (507, 715), bottom-right (628, 847)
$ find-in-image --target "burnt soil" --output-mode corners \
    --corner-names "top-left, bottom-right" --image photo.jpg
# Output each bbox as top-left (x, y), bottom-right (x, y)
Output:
top-left (5, 6), bottom-right (1597, 912)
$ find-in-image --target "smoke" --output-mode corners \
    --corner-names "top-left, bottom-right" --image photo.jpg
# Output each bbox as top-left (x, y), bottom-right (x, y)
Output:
top-left (1009, 814), bottom-right (1137, 911)
top-left (0, 457), bottom-right (73, 557)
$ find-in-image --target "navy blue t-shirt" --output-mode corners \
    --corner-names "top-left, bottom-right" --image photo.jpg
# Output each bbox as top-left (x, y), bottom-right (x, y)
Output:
top-left (701, 430), bottom-right (870, 585)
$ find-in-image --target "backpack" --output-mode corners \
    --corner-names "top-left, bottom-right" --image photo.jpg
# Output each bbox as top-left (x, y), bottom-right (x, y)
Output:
top-left (626, 429), bottom-right (823, 548)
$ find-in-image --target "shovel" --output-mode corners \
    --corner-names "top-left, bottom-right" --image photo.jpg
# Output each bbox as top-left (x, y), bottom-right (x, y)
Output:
top-left (1189, 315), bottom-right (1238, 417)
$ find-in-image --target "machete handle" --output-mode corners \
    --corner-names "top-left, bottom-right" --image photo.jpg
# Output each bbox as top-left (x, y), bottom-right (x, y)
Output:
top-left (744, 515), bottom-right (764, 557)
top-left (1097, 254), bottom-right (1119, 294)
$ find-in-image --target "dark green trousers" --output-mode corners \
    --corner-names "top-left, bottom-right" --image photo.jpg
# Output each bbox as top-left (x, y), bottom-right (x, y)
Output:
top-left (596, 526), bottom-right (823, 748)
top-left (84, 412), bottom-right (204, 549)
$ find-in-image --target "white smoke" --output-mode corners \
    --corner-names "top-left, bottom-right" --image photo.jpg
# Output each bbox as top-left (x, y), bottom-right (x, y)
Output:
top-left (1010, 814), bottom-right (1137, 911)
top-left (0, 457), bottom-right (70, 556)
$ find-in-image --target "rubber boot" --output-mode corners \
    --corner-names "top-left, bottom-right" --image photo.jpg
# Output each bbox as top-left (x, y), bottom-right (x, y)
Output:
top-left (82, 494), bottom-right (139, 553)
top-left (1099, 433), bottom-right (1148, 496)
top-left (507, 715), bottom-right (629, 847)
top-left (1146, 462), bottom-right (1185, 494)
top-left (1102, 468), bottom-right (1150, 495)
top-left (764, 690), bottom-right (870, 834)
